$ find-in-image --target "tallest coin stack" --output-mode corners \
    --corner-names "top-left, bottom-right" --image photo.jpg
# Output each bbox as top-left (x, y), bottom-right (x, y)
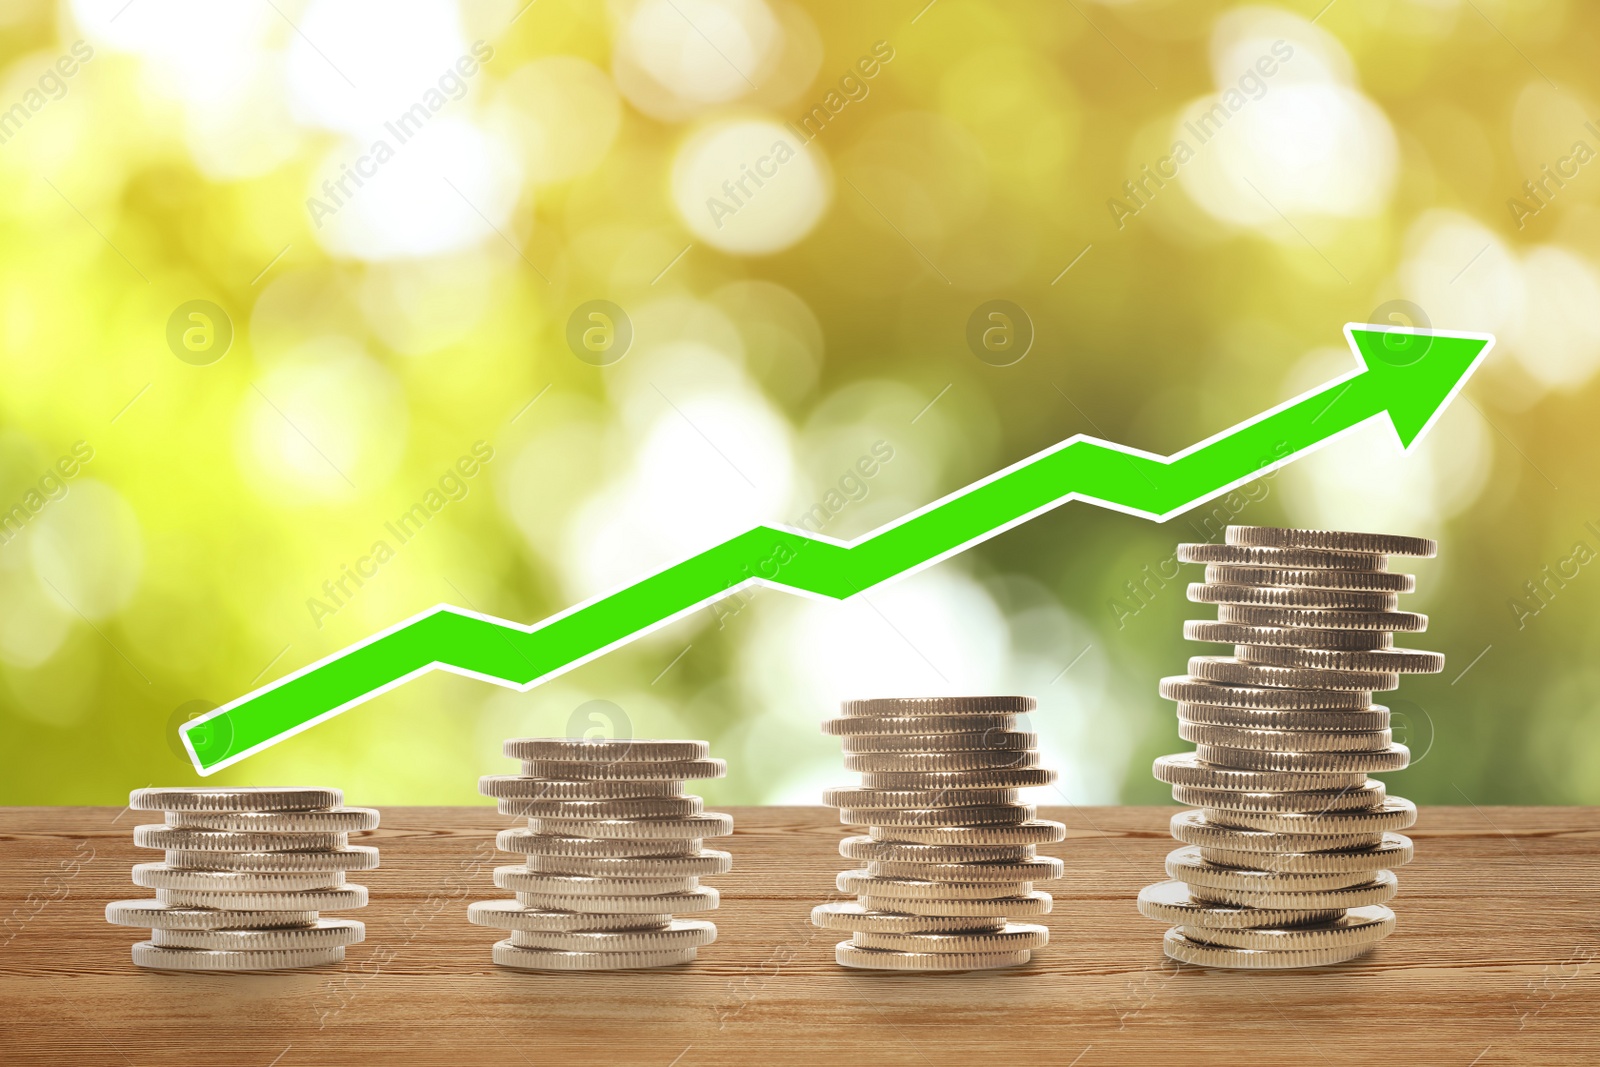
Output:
top-left (1137, 526), bottom-right (1443, 969)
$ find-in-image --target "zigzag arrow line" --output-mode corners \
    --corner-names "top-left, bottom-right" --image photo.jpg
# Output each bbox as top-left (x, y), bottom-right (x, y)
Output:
top-left (182, 323), bottom-right (1493, 773)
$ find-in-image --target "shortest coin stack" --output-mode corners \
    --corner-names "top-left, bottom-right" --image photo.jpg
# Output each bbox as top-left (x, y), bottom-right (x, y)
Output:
top-left (106, 786), bottom-right (379, 971)
top-left (470, 738), bottom-right (732, 970)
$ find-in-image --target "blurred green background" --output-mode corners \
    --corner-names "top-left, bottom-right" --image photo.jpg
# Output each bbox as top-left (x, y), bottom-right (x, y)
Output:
top-left (1, 0), bottom-right (1596, 807)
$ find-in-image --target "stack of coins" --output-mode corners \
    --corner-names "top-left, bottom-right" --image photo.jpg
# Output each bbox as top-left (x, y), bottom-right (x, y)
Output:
top-left (813, 696), bottom-right (1066, 971)
top-left (1137, 525), bottom-right (1442, 968)
top-left (105, 786), bottom-right (379, 971)
top-left (469, 738), bottom-right (732, 970)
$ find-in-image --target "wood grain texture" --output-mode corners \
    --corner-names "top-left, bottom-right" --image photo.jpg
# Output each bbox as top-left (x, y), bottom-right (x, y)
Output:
top-left (2, 805), bottom-right (1597, 1066)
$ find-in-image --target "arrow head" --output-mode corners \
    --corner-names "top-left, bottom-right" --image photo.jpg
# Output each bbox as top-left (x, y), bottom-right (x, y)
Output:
top-left (1344, 323), bottom-right (1494, 449)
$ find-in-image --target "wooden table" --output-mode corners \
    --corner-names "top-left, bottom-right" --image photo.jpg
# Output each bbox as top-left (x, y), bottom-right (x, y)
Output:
top-left (2, 805), bottom-right (1597, 1066)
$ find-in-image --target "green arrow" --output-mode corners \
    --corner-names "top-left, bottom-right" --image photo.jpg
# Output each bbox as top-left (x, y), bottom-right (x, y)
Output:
top-left (182, 323), bottom-right (1492, 774)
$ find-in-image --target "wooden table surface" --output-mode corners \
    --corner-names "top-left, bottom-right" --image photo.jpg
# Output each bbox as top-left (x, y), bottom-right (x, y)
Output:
top-left (2, 805), bottom-right (1597, 1066)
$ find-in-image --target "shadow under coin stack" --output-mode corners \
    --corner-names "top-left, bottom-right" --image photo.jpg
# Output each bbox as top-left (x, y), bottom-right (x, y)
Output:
top-left (1138, 525), bottom-right (1442, 968)
top-left (470, 738), bottom-right (732, 970)
top-left (814, 696), bottom-right (1066, 971)
top-left (106, 786), bottom-right (379, 971)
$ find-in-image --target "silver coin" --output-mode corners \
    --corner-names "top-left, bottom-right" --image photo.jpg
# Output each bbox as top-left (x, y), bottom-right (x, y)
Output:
top-left (851, 923), bottom-right (1048, 954)
top-left (163, 846), bottom-right (380, 872)
top-left (512, 890), bottom-right (719, 914)
top-left (835, 942), bottom-right (1030, 971)
top-left (496, 830), bottom-right (699, 858)
top-left (1236, 644), bottom-right (1445, 675)
top-left (496, 796), bottom-right (703, 819)
top-left (1153, 753), bottom-right (1368, 792)
top-left (1201, 798), bottom-right (1417, 835)
top-left (1180, 722), bottom-right (1393, 753)
top-left (165, 808), bottom-right (380, 833)
top-left (857, 892), bottom-right (1052, 918)
top-left (860, 768), bottom-right (1056, 790)
top-left (841, 731), bottom-right (1038, 754)
top-left (1185, 621), bottom-right (1391, 651)
top-left (1181, 869), bottom-right (1399, 910)
top-left (506, 920), bottom-right (716, 952)
top-left (492, 941), bottom-right (698, 970)
top-left (867, 820), bottom-right (1066, 846)
top-left (839, 806), bottom-right (1037, 828)
top-left (467, 901), bottom-right (675, 931)
top-left (822, 713), bottom-right (1023, 736)
top-left (134, 826), bottom-right (349, 853)
top-left (1217, 604), bottom-right (1427, 632)
top-left (479, 777), bottom-right (686, 800)
top-left (518, 850), bottom-right (732, 878)
top-left (132, 943), bottom-right (345, 971)
top-left (1171, 780), bottom-right (1386, 813)
top-left (519, 758), bottom-right (726, 782)
top-left (1188, 656), bottom-right (1397, 692)
top-left (844, 750), bottom-right (1041, 773)
top-left (810, 903), bottom-right (1007, 933)
top-left (154, 885), bottom-right (368, 911)
top-left (1168, 810), bottom-right (1384, 853)
top-left (1193, 743), bottom-right (1410, 775)
top-left (1135, 881), bottom-right (1341, 930)
top-left (1176, 904), bottom-right (1395, 950)
top-left (1176, 703), bottom-right (1390, 732)
top-left (822, 786), bottom-right (1022, 809)
top-left (523, 813), bottom-right (732, 840)
top-left (841, 836), bottom-right (1035, 864)
top-left (1178, 543), bottom-right (1385, 570)
top-left (1225, 525), bottom-right (1436, 557)
top-left (1188, 582), bottom-right (1398, 611)
top-left (131, 863), bottom-right (346, 892)
top-left (865, 857), bottom-right (1063, 883)
top-left (1161, 928), bottom-right (1376, 970)
top-left (836, 871), bottom-right (1034, 900)
top-left (1187, 656), bottom-right (1399, 694)
top-left (150, 919), bottom-right (365, 951)
top-left (840, 696), bottom-right (1035, 717)
top-left (1197, 833), bottom-right (1412, 874)
top-left (1202, 564), bottom-right (1415, 593)
top-left (503, 738), bottom-right (709, 761)
top-left (128, 786), bottom-right (342, 813)
top-left (491, 868), bottom-right (701, 896)
top-left (105, 900), bottom-right (320, 929)
top-left (1159, 676), bottom-right (1372, 710)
